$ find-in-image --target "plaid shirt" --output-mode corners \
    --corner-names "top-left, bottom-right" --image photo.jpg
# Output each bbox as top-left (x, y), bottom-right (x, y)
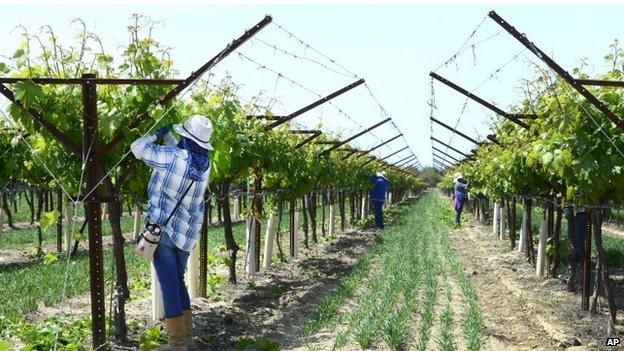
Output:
top-left (131, 133), bottom-right (210, 252)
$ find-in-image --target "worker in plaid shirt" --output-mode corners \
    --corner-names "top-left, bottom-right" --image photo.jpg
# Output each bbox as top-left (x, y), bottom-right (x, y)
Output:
top-left (131, 115), bottom-right (213, 351)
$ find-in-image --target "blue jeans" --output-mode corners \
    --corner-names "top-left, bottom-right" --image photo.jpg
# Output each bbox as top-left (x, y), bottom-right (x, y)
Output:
top-left (455, 203), bottom-right (464, 226)
top-left (373, 200), bottom-right (384, 228)
top-left (153, 231), bottom-right (191, 318)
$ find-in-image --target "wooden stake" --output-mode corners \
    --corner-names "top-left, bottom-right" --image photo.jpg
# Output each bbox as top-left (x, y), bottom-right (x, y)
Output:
top-left (518, 209), bottom-right (527, 253)
top-left (292, 211), bottom-right (299, 257)
top-left (151, 264), bottom-right (164, 320)
top-left (186, 242), bottom-right (201, 299)
top-left (132, 202), bottom-right (142, 240)
top-left (233, 196), bottom-right (240, 219)
top-left (56, 189), bottom-right (63, 252)
top-left (64, 200), bottom-right (74, 253)
top-left (262, 213), bottom-right (276, 270)
top-left (360, 194), bottom-right (366, 219)
top-left (591, 209), bottom-right (616, 333)
top-left (493, 202), bottom-right (500, 236)
top-left (536, 220), bottom-right (548, 277)
top-left (245, 216), bottom-right (257, 276)
top-left (499, 206), bottom-right (506, 240)
top-left (581, 210), bottom-right (592, 311)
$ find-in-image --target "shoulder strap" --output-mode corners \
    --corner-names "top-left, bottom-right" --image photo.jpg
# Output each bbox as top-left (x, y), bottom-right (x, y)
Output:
top-left (162, 180), bottom-right (196, 227)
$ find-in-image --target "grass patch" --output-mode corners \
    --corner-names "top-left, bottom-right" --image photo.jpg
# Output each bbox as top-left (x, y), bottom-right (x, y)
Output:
top-left (302, 192), bottom-right (482, 350)
top-left (0, 220), bottom-right (248, 321)
top-left (0, 246), bottom-right (149, 320)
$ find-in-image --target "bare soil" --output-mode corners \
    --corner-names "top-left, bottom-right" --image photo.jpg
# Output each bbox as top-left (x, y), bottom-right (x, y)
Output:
top-left (603, 223), bottom-right (624, 238)
top-left (451, 216), bottom-right (622, 351)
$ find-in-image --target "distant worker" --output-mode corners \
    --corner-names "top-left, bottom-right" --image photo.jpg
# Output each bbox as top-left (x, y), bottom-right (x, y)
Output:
top-left (371, 171), bottom-right (390, 229)
top-left (453, 173), bottom-right (469, 226)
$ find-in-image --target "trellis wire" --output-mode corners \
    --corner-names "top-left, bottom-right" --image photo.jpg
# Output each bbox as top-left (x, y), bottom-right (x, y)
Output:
top-left (234, 51), bottom-right (381, 144)
top-left (250, 36), bottom-right (358, 79)
top-left (255, 22), bottom-right (416, 158)
top-left (433, 15), bottom-right (496, 72)
top-left (270, 21), bottom-right (358, 78)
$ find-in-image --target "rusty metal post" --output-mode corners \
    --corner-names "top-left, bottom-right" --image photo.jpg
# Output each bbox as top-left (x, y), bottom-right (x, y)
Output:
top-left (289, 198), bottom-right (296, 256)
top-left (430, 137), bottom-right (470, 157)
top-left (486, 134), bottom-right (502, 146)
top-left (56, 188), bottom-right (63, 252)
top-left (321, 118), bottom-right (391, 155)
top-left (395, 155), bottom-right (418, 168)
top-left (430, 117), bottom-right (480, 144)
top-left (433, 156), bottom-right (454, 168)
top-left (267, 79), bottom-right (365, 130)
top-left (432, 147), bottom-right (461, 163)
top-left (363, 146), bottom-right (409, 166)
top-left (252, 169), bottom-right (263, 272)
top-left (430, 72), bottom-right (530, 130)
top-left (82, 73), bottom-right (106, 349)
top-left (352, 133), bottom-right (402, 159)
top-left (295, 131), bottom-right (322, 149)
top-left (581, 210), bottom-right (592, 311)
top-left (199, 195), bottom-right (209, 298)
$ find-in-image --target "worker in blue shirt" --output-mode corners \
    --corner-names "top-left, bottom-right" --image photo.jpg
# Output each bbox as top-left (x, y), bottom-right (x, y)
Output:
top-left (371, 171), bottom-right (390, 229)
top-left (453, 173), bottom-right (469, 226)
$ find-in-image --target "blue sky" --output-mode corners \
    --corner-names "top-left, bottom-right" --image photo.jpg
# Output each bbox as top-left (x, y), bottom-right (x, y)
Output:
top-left (0, 4), bottom-right (622, 168)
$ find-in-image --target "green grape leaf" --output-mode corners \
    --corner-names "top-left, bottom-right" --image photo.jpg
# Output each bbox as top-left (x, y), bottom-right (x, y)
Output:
top-left (566, 186), bottom-right (575, 201)
top-left (73, 230), bottom-right (85, 242)
top-left (10, 135), bottom-right (19, 147)
top-left (12, 48), bottom-right (24, 59)
top-left (148, 104), bottom-right (166, 121)
top-left (43, 251), bottom-right (59, 265)
top-left (39, 210), bottom-right (60, 229)
top-left (31, 134), bottom-right (47, 152)
top-left (0, 340), bottom-right (11, 351)
top-left (14, 80), bottom-right (44, 109)
top-left (96, 53), bottom-right (113, 65)
top-left (601, 92), bottom-right (620, 105)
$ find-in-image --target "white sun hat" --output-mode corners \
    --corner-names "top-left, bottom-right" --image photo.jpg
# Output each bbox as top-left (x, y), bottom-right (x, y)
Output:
top-left (376, 171), bottom-right (388, 179)
top-left (173, 115), bottom-right (213, 151)
top-left (454, 173), bottom-right (463, 182)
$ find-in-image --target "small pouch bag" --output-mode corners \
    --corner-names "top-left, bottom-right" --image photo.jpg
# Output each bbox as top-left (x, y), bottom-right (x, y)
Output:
top-left (134, 223), bottom-right (163, 260)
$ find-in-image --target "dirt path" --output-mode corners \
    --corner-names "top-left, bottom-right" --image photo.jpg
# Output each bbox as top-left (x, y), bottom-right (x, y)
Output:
top-left (450, 217), bottom-right (614, 351)
top-left (32, 226), bottom-right (374, 350)
top-left (604, 223), bottom-right (624, 238)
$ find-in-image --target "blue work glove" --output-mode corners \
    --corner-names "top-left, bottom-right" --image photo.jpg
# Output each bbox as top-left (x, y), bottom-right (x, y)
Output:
top-left (155, 125), bottom-right (171, 139)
